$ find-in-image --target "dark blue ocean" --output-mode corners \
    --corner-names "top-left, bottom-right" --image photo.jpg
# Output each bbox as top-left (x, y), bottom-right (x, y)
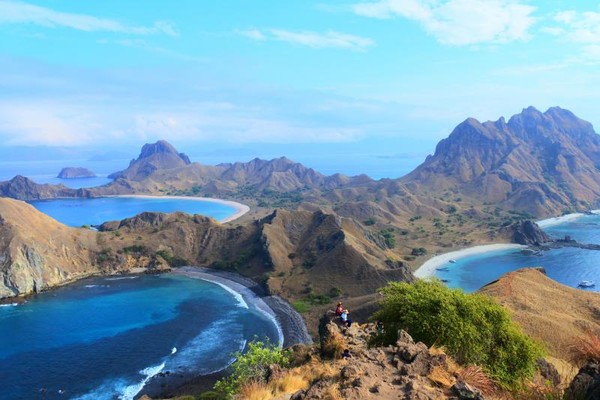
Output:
top-left (29, 197), bottom-right (237, 226)
top-left (432, 213), bottom-right (600, 293)
top-left (0, 274), bottom-right (281, 400)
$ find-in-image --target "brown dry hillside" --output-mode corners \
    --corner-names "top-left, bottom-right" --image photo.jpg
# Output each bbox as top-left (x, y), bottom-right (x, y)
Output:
top-left (480, 268), bottom-right (600, 364)
top-left (98, 208), bottom-right (413, 301)
top-left (0, 197), bottom-right (413, 317)
top-left (0, 198), bottom-right (98, 298)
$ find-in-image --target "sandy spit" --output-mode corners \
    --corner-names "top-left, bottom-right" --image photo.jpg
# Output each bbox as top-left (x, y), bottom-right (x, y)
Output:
top-left (106, 194), bottom-right (250, 223)
top-left (414, 244), bottom-right (526, 279)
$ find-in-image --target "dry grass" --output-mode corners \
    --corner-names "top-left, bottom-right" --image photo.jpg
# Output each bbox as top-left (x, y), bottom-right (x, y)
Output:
top-left (274, 373), bottom-right (309, 394)
top-left (294, 360), bottom-right (340, 382)
top-left (479, 268), bottom-right (600, 370)
top-left (428, 365), bottom-right (455, 389)
top-left (321, 330), bottom-right (346, 360)
top-left (571, 330), bottom-right (600, 365)
top-left (322, 384), bottom-right (343, 400)
top-left (237, 380), bottom-right (273, 400)
top-left (455, 365), bottom-right (496, 395)
top-left (240, 360), bottom-right (340, 400)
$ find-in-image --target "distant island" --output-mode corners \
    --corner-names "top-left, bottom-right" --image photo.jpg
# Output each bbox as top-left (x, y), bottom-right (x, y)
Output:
top-left (57, 167), bottom-right (96, 179)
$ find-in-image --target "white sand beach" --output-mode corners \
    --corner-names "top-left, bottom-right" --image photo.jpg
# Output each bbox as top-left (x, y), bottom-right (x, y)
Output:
top-left (414, 243), bottom-right (526, 279)
top-left (110, 195), bottom-right (250, 223)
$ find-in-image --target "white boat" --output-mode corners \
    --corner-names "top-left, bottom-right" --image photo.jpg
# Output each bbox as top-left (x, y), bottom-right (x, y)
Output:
top-left (449, 259), bottom-right (457, 263)
top-left (578, 280), bottom-right (595, 288)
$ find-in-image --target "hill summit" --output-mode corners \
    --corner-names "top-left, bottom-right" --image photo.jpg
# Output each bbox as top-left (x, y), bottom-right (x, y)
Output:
top-left (402, 106), bottom-right (600, 215)
top-left (109, 140), bottom-right (192, 181)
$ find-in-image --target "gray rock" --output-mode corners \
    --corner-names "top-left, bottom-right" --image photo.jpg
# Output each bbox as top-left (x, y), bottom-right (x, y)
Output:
top-left (565, 361), bottom-right (600, 400)
top-left (450, 381), bottom-right (485, 400)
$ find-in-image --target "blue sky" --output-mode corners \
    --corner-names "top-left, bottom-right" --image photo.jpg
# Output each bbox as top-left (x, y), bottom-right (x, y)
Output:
top-left (1, 0), bottom-right (600, 175)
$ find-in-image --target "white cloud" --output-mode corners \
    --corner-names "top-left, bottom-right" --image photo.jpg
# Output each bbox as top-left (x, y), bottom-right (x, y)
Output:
top-left (130, 109), bottom-right (363, 144)
top-left (0, 0), bottom-right (177, 36)
top-left (0, 101), bottom-right (101, 146)
top-left (240, 28), bottom-right (374, 50)
top-left (0, 96), bottom-right (365, 147)
top-left (352, 0), bottom-right (536, 46)
top-left (548, 10), bottom-right (600, 44)
top-left (239, 29), bottom-right (267, 41)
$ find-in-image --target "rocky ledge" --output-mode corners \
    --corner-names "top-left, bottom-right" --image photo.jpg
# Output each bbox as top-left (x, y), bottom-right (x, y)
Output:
top-left (291, 319), bottom-right (488, 399)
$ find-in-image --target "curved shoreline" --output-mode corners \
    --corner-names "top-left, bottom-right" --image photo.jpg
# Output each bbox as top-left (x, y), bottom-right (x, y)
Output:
top-left (173, 266), bottom-right (312, 348)
top-left (414, 244), bottom-right (526, 279)
top-left (107, 194), bottom-right (250, 223)
top-left (415, 210), bottom-right (600, 280)
top-left (140, 266), bottom-right (312, 398)
top-left (173, 267), bottom-right (285, 347)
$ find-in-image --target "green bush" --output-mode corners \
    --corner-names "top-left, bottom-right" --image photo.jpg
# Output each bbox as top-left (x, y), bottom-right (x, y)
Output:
top-left (379, 229), bottom-right (396, 249)
top-left (372, 280), bottom-right (543, 388)
top-left (156, 250), bottom-right (188, 267)
top-left (411, 247), bottom-right (427, 256)
top-left (214, 340), bottom-right (290, 398)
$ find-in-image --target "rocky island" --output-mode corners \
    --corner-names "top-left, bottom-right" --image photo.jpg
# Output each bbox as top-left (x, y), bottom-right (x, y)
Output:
top-left (57, 167), bottom-right (97, 179)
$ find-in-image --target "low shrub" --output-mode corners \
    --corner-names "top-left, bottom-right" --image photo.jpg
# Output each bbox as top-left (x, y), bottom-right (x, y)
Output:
top-left (372, 279), bottom-right (543, 388)
top-left (214, 340), bottom-right (290, 398)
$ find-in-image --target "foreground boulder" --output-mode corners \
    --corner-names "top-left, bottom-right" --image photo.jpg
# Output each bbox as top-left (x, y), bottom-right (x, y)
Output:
top-left (565, 361), bottom-right (600, 400)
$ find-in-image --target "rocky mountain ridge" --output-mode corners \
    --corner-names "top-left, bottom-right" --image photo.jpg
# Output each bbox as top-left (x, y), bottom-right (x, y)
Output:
top-left (402, 107), bottom-right (600, 215)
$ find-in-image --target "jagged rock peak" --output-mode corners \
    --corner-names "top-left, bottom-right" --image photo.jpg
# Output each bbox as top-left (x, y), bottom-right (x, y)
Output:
top-left (138, 140), bottom-right (191, 164)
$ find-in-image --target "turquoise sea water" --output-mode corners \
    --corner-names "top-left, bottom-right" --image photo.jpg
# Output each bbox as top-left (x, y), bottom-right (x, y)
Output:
top-left (29, 197), bottom-right (237, 226)
top-left (0, 274), bottom-right (280, 400)
top-left (432, 214), bottom-right (600, 293)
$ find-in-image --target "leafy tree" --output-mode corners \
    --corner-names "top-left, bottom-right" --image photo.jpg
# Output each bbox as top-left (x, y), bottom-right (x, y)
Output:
top-left (372, 280), bottom-right (543, 388)
top-left (214, 340), bottom-right (290, 398)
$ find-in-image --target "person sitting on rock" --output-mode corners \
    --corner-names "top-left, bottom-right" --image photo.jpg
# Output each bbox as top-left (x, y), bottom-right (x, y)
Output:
top-left (342, 348), bottom-right (352, 359)
top-left (340, 309), bottom-right (352, 327)
top-left (335, 302), bottom-right (343, 317)
top-left (376, 321), bottom-right (384, 335)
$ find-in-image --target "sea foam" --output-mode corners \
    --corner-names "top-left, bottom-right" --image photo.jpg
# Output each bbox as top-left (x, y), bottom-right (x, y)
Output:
top-left (120, 361), bottom-right (166, 400)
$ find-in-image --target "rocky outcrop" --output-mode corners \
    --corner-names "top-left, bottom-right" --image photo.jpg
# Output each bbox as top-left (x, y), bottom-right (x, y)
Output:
top-left (565, 361), bottom-right (600, 400)
top-left (57, 167), bottom-right (96, 179)
top-left (293, 320), bottom-right (487, 399)
top-left (505, 220), bottom-right (552, 245)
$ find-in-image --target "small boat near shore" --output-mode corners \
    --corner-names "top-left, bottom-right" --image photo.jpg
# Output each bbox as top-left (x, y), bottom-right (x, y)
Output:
top-left (449, 259), bottom-right (457, 263)
top-left (436, 267), bottom-right (449, 271)
top-left (578, 280), bottom-right (595, 288)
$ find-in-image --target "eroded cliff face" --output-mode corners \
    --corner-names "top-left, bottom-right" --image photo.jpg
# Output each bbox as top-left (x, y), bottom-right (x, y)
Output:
top-left (0, 198), bottom-right (98, 298)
